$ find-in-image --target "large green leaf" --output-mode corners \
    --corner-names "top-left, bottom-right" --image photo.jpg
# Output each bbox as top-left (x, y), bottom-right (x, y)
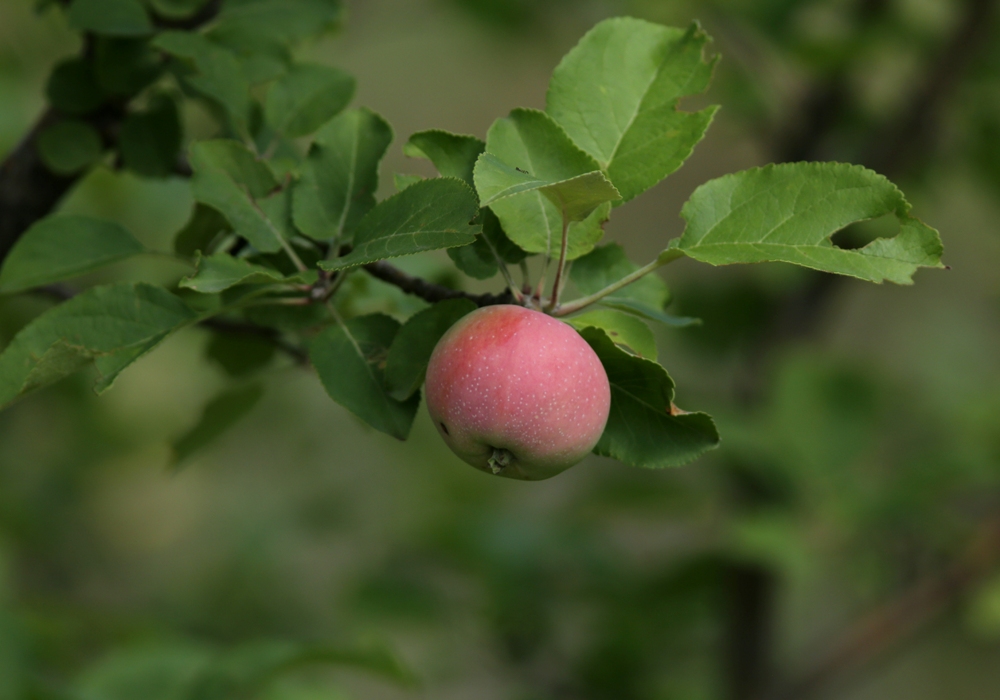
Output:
top-left (566, 309), bottom-right (656, 360)
top-left (404, 130), bottom-right (484, 186)
top-left (153, 32), bottom-right (250, 131)
top-left (265, 63), bottom-right (355, 138)
top-left (310, 314), bottom-right (420, 439)
top-left (675, 162), bottom-right (945, 284)
top-left (480, 108), bottom-right (614, 259)
top-left (579, 326), bottom-right (719, 468)
top-left (0, 283), bottom-right (195, 408)
top-left (546, 19), bottom-right (718, 203)
top-left (318, 178), bottom-right (479, 272)
top-left (293, 108), bottom-right (392, 243)
top-left (0, 216), bottom-right (145, 294)
top-left (67, 0), bottom-right (152, 36)
top-left (383, 298), bottom-right (477, 400)
top-left (179, 253), bottom-right (310, 293)
top-left (172, 383), bottom-right (265, 465)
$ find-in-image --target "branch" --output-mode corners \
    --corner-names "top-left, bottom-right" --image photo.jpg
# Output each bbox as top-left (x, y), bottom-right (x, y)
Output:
top-left (362, 260), bottom-right (516, 307)
top-left (763, 517), bottom-right (1000, 700)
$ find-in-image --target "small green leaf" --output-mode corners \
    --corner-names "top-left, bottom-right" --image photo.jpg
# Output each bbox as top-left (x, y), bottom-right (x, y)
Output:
top-left (93, 37), bottom-right (162, 97)
top-left (480, 108), bottom-right (613, 259)
top-left (189, 139), bottom-right (277, 197)
top-left (384, 299), bottom-right (477, 400)
top-left (0, 283), bottom-right (195, 409)
top-left (172, 383), bottom-right (265, 465)
top-left (265, 63), bottom-right (355, 138)
top-left (318, 178), bottom-right (479, 272)
top-left (310, 314), bottom-right (420, 439)
top-left (68, 0), bottom-right (153, 36)
top-left (676, 162), bottom-right (945, 284)
top-left (567, 309), bottom-right (656, 359)
top-left (475, 153), bottom-right (620, 222)
top-left (404, 130), bottom-right (484, 186)
top-left (46, 59), bottom-right (103, 115)
top-left (547, 19), bottom-right (718, 202)
top-left (209, 0), bottom-right (344, 46)
top-left (174, 203), bottom-right (231, 257)
top-left (37, 120), bottom-right (103, 175)
top-left (0, 215), bottom-right (145, 294)
top-left (154, 31), bottom-right (250, 131)
top-left (570, 243), bottom-right (671, 311)
top-left (119, 96), bottom-right (182, 178)
top-left (179, 252), bottom-right (309, 293)
top-left (293, 108), bottom-right (393, 243)
top-left (596, 298), bottom-right (701, 328)
top-left (581, 326), bottom-right (719, 468)
top-left (148, 0), bottom-right (209, 18)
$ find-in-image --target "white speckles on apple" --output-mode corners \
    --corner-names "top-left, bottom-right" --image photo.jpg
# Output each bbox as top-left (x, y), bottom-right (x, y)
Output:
top-left (424, 304), bottom-right (611, 481)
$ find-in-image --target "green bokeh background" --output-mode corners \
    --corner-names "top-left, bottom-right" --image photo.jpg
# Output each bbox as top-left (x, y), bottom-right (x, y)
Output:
top-left (1, 0), bottom-right (999, 698)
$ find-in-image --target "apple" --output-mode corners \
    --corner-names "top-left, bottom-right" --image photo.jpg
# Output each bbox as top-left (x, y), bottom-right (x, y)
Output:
top-left (425, 304), bottom-right (611, 480)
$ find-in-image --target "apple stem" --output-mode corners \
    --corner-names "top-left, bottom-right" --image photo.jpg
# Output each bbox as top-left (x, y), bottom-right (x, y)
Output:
top-left (488, 447), bottom-right (514, 474)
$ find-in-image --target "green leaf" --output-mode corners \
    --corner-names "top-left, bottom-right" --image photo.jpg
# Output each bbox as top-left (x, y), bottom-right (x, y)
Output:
top-left (596, 298), bottom-right (701, 328)
top-left (580, 326), bottom-right (719, 468)
top-left (37, 120), bottom-right (103, 175)
top-left (479, 108), bottom-right (614, 259)
top-left (546, 19), bottom-right (718, 202)
top-left (190, 139), bottom-right (277, 197)
top-left (209, 0), bottom-right (344, 47)
top-left (403, 130), bottom-right (484, 186)
top-left (318, 178), bottom-right (479, 272)
top-left (567, 309), bottom-right (656, 359)
top-left (0, 283), bottom-right (195, 409)
top-left (119, 95), bottom-right (182, 178)
top-left (481, 206), bottom-right (527, 264)
top-left (46, 59), bottom-right (103, 115)
top-left (189, 140), bottom-right (288, 254)
top-left (0, 215), bottom-right (145, 294)
top-left (383, 298), bottom-right (477, 400)
top-left (475, 153), bottom-right (620, 222)
top-left (447, 235), bottom-right (498, 279)
top-left (676, 162), bottom-right (945, 284)
top-left (67, 0), bottom-right (153, 36)
top-left (93, 333), bottom-right (167, 393)
top-left (172, 383), bottom-right (265, 464)
top-left (148, 0), bottom-right (209, 18)
top-left (174, 203), bottom-right (231, 257)
top-left (293, 108), bottom-right (392, 243)
top-left (265, 63), bottom-right (355, 138)
top-left (310, 314), bottom-right (420, 439)
top-left (570, 242), bottom-right (671, 308)
top-left (179, 252), bottom-right (309, 293)
top-left (94, 37), bottom-right (162, 98)
top-left (153, 31), bottom-right (250, 131)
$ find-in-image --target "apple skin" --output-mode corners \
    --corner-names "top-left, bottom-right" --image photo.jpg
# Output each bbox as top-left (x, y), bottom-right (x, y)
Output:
top-left (425, 304), bottom-right (611, 481)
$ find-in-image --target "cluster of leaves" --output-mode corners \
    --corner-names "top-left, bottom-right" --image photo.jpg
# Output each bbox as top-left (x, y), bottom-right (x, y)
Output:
top-left (0, 2), bottom-right (943, 471)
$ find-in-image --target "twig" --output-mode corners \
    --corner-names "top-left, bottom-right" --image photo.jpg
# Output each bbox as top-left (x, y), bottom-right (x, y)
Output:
top-left (546, 211), bottom-right (571, 311)
top-left (362, 260), bottom-right (516, 307)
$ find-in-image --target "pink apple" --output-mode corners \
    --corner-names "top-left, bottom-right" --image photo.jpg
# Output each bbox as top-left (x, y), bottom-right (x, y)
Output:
top-left (425, 304), bottom-right (611, 480)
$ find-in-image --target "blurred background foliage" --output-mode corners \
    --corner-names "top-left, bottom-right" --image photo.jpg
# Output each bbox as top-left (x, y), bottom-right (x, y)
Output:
top-left (1, 0), bottom-right (1000, 699)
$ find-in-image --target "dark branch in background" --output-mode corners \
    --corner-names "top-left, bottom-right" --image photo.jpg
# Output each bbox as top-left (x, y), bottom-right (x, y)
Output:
top-left (200, 318), bottom-right (308, 365)
top-left (363, 260), bottom-right (516, 306)
top-left (727, 1), bottom-right (1000, 700)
